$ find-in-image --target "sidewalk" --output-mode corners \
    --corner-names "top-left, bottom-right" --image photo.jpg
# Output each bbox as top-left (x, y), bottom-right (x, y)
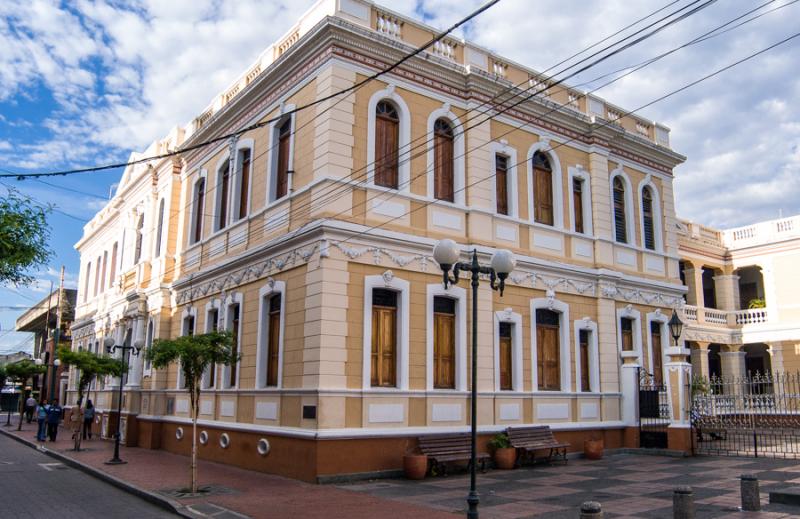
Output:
top-left (0, 418), bottom-right (458, 519)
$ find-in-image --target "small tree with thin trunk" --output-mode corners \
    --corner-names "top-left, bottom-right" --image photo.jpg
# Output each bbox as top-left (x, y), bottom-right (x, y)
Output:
top-left (5, 359), bottom-right (46, 430)
top-left (146, 331), bottom-right (236, 493)
top-left (58, 347), bottom-right (124, 451)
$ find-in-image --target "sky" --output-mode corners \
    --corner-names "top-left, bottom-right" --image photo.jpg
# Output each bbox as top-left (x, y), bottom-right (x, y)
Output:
top-left (0, 0), bottom-right (798, 352)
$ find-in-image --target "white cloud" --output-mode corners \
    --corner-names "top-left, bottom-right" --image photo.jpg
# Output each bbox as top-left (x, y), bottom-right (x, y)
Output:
top-left (0, 0), bottom-right (798, 229)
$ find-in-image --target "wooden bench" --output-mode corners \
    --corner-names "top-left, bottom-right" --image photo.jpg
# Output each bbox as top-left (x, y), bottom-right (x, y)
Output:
top-left (418, 433), bottom-right (490, 476)
top-left (508, 426), bottom-right (569, 465)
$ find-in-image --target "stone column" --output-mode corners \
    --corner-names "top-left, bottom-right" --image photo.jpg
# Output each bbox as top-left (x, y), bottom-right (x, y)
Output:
top-left (720, 346), bottom-right (747, 380)
top-left (690, 341), bottom-right (710, 380)
top-left (127, 316), bottom-right (145, 387)
top-left (683, 262), bottom-right (703, 308)
top-left (768, 342), bottom-right (784, 375)
top-left (666, 338), bottom-right (692, 453)
top-left (713, 273), bottom-right (740, 311)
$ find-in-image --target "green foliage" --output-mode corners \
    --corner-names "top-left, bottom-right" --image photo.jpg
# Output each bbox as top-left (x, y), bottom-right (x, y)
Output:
top-left (0, 191), bottom-right (52, 286)
top-left (748, 298), bottom-right (766, 309)
top-left (58, 347), bottom-right (124, 402)
top-left (488, 432), bottom-right (511, 450)
top-left (0, 364), bottom-right (7, 389)
top-left (5, 359), bottom-right (46, 393)
top-left (691, 374), bottom-right (711, 396)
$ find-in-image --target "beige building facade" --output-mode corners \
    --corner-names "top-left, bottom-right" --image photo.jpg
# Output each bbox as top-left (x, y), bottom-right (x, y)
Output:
top-left (69, 0), bottom-right (694, 481)
top-left (678, 215), bottom-right (800, 381)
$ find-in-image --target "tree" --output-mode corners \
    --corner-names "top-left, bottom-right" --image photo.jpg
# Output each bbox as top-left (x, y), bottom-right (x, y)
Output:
top-left (0, 190), bottom-right (52, 286)
top-left (146, 331), bottom-right (236, 493)
top-left (58, 347), bottom-right (124, 451)
top-left (5, 359), bottom-right (46, 430)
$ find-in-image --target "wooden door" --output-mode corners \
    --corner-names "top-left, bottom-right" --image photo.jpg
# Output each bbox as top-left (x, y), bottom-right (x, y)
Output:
top-left (499, 323), bottom-right (512, 390)
top-left (267, 295), bottom-right (281, 387)
top-left (371, 306), bottom-right (396, 387)
top-left (537, 324), bottom-right (560, 390)
top-left (434, 311), bottom-right (455, 389)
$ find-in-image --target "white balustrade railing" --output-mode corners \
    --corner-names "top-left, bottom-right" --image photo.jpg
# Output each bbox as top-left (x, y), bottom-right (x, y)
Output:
top-left (682, 305), bottom-right (698, 322)
top-left (704, 308), bottom-right (728, 325)
top-left (723, 215), bottom-right (800, 248)
top-left (734, 308), bottom-right (769, 325)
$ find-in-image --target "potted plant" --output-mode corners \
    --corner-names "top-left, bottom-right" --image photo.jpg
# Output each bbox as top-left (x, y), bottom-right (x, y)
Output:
top-left (583, 433), bottom-right (603, 460)
top-left (402, 440), bottom-right (428, 480)
top-left (488, 432), bottom-right (516, 470)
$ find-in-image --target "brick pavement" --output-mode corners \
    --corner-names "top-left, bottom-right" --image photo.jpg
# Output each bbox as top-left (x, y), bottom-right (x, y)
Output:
top-left (339, 454), bottom-right (800, 518)
top-left (6, 418), bottom-right (800, 518)
top-left (2, 420), bottom-right (457, 519)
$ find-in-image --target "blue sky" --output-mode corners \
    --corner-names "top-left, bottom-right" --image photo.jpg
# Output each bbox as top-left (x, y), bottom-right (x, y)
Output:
top-left (1, 0), bottom-right (799, 353)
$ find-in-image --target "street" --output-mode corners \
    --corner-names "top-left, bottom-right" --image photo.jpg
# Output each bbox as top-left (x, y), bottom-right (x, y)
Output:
top-left (0, 432), bottom-right (177, 518)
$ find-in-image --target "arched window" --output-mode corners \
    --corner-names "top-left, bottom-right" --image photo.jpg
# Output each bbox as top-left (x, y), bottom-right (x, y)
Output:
top-left (154, 199), bottom-right (165, 257)
top-left (133, 213), bottom-right (144, 264)
top-left (532, 152), bottom-right (554, 225)
top-left (192, 178), bottom-right (205, 244)
top-left (109, 242), bottom-right (118, 286)
top-left (375, 101), bottom-right (399, 189)
top-left (94, 255), bottom-right (101, 296)
top-left (236, 148), bottom-right (251, 220)
top-left (613, 176), bottom-right (627, 244)
top-left (642, 186), bottom-right (655, 250)
top-left (216, 163), bottom-right (230, 231)
top-left (274, 119), bottom-right (291, 201)
top-left (433, 118), bottom-right (454, 202)
top-left (83, 262), bottom-right (91, 302)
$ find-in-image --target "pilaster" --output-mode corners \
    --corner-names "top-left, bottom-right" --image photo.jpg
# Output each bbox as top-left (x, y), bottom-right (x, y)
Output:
top-left (588, 151), bottom-right (613, 265)
top-left (665, 342), bottom-right (692, 454)
top-left (690, 341), bottom-right (710, 380)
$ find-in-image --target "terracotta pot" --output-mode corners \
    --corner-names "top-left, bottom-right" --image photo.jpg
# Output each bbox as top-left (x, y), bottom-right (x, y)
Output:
top-left (493, 447), bottom-right (517, 470)
top-left (403, 454), bottom-right (428, 480)
top-left (584, 439), bottom-right (603, 460)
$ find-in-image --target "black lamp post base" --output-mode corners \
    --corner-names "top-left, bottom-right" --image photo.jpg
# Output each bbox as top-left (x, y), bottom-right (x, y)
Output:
top-left (467, 491), bottom-right (480, 519)
top-left (104, 458), bottom-right (127, 465)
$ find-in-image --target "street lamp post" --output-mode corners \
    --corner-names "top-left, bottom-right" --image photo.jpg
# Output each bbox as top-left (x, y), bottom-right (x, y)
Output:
top-left (668, 309), bottom-right (684, 347)
top-left (103, 336), bottom-right (143, 465)
top-left (35, 356), bottom-right (60, 402)
top-left (433, 239), bottom-right (515, 519)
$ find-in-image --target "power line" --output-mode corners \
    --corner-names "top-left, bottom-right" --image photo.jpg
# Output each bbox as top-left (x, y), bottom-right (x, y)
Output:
top-left (1, 182), bottom-right (89, 222)
top-left (0, 0), bottom-right (502, 179)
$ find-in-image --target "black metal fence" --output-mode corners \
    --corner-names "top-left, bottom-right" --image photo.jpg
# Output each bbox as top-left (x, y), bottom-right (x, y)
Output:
top-left (691, 372), bottom-right (800, 459)
top-left (639, 368), bottom-right (670, 449)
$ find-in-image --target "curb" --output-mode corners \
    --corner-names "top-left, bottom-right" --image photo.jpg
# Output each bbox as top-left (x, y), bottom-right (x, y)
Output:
top-left (0, 426), bottom-right (196, 518)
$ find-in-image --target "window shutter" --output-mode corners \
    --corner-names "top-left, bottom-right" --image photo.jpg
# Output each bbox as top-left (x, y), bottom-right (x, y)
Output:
top-left (642, 187), bottom-right (655, 250)
top-left (193, 179), bottom-right (205, 243)
top-left (621, 318), bottom-right (634, 352)
top-left (238, 149), bottom-right (251, 219)
top-left (499, 322), bottom-right (512, 390)
top-left (650, 322), bottom-right (663, 385)
top-left (218, 165), bottom-right (230, 230)
top-left (573, 178), bottom-right (584, 234)
top-left (537, 323), bottom-right (560, 391)
top-left (495, 155), bottom-right (508, 215)
top-left (375, 102), bottom-right (399, 189)
top-left (371, 289), bottom-right (397, 387)
top-left (433, 296), bottom-right (456, 389)
top-left (579, 329), bottom-right (590, 392)
top-left (267, 294), bottom-right (281, 387)
top-left (613, 177), bottom-right (627, 243)
top-left (276, 120), bottom-right (291, 200)
top-left (434, 119), bottom-right (455, 202)
top-left (533, 165), bottom-right (553, 225)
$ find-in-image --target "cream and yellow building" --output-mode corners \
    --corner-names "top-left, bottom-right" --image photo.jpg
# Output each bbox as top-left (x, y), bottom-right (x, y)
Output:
top-left (678, 215), bottom-right (800, 380)
top-left (69, 0), bottom-right (694, 481)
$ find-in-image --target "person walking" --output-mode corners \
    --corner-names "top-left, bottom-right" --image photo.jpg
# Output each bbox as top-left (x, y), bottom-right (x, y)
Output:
top-left (24, 395), bottom-right (37, 423)
top-left (69, 401), bottom-right (84, 451)
top-left (46, 398), bottom-right (62, 442)
top-left (35, 399), bottom-right (48, 444)
top-left (82, 400), bottom-right (95, 440)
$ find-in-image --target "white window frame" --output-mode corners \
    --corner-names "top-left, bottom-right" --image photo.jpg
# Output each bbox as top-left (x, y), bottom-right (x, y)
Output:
top-left (645, 310), bottom-right (669, 382)
top-left (426, 105), bottom-right (466, 205)
top-left (494, 309), bottom-right (523, 392)
top-left (189, 169), bottom-right (208, 245)
top-left (530, 296), bottom-right (571, 392)
top-left (266, 104), bottom-right (296, 204)
top-left (362, 273), bottom-right (410, 391)
top-left (201, 299), bottom-right (221, 389)
top-left (255, 279), bottom-right (286, 389)
top-left (567, 165), bottom-right (593, 236)
top-left (367, 85), bottom-right (411, 191)
top-left (573, 317), bottom-right (600, 393)
top-left (178, 306), bottom-right (197, 390)
top-left (222, 292), bottom-right (244, 389)
top-left (616, 304), bottom-right (643, 362)
top-left (526, 140), bottom-right (564, 229)
top-left (232, 138), bottom-right (255, 222)
top-left (426, 283), bottom-right (468, 392)
top-left (489, 141), bottom-right (519, 218)
top-left (609, 167), bottom-right (635, 245)
top-left (638, 177), bottom-right (664, 252)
